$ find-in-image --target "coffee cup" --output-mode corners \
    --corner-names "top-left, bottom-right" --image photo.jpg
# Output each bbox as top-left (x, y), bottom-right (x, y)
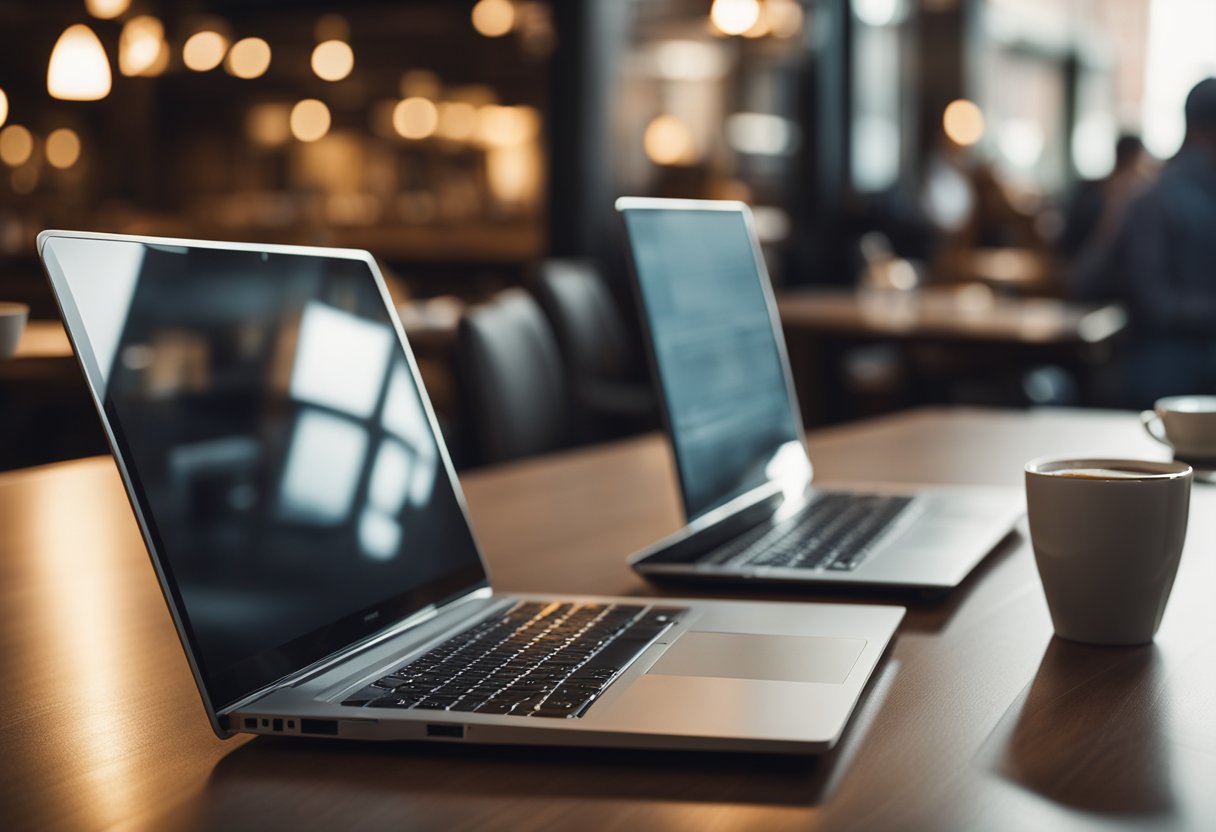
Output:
top-left (0, 302), bottom-right (29, 360)
top-left (1141, 396), bottom-right (1216, 467)
top-left (1024, 457), bottom-right (1191, 645)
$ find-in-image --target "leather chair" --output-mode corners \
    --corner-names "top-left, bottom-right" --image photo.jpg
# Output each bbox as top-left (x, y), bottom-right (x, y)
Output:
top-left (457, 288), bottom-right (573, 466)
top-left (532, 259), bottom-right (656, 442)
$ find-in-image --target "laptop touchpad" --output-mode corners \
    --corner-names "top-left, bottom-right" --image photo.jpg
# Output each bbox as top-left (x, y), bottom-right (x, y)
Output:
top-left (646, 632), bottom-right (866, 684)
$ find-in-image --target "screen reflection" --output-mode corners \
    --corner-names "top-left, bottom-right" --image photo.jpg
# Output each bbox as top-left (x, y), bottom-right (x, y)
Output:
top-left (623, 207), bottom-right (810, 520)
top-left (44, 237), bottom-right (481, 704)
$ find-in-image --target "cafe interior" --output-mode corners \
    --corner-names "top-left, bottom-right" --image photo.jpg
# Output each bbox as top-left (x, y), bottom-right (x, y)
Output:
top-left (4, 0), bottom-right (1216, 829)
top-left (5, 0), bottom-right (1213, 473)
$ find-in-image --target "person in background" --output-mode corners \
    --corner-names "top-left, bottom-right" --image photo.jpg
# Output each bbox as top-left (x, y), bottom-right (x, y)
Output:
top-left (1059, 133), bottom-right (1156, 264)
top-left (1073, 78), bottom-right (1216, 407)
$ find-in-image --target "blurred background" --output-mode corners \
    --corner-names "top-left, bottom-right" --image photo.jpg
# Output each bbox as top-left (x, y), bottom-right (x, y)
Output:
top-left (2, 0), bottom-right (1216, 472)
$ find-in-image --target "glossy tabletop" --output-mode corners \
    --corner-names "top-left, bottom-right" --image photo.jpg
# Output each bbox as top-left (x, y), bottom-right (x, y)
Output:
top-left (2, 407), bottom-right (1214, 831)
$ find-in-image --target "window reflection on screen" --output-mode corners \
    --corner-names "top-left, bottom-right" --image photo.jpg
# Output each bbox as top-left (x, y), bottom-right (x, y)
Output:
top-left (43, 237), bottom-right (483, 696)
top-left (623, 208), bottom-right (809, 520)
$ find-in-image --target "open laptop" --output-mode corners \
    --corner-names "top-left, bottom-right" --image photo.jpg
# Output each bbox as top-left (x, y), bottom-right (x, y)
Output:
top-left (617, 198), bottom-right (1022, 591)
top-left (38, 229), bottom-right (903, 754)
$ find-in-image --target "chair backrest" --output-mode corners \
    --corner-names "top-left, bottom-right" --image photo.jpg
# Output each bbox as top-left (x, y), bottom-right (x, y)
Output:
top-left (457, 288), bottom-right (571, 465)
top-left (533, 259), bottom-right (631, 384)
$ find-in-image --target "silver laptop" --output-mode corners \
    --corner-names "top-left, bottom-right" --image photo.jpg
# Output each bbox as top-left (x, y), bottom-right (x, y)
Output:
top-left (38, 229), bottom-right (903, 754)
top-left (617, 198), bottom-right (1022, 591)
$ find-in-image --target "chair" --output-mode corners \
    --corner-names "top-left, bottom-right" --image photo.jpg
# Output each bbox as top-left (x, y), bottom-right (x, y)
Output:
top-left (457, 288), bottom-right (573, 466)
top-left (532, 260), bottom-right (656, 441)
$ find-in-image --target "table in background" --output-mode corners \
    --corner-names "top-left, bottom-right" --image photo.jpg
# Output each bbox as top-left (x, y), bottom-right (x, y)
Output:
top-left (777, 288), bottom-right (1127, 425)
top-left (2, 407), bottom-right (1214, 831)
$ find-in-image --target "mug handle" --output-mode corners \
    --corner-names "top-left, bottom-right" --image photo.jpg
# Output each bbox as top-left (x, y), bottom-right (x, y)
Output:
top-left (1140, 410), bottom-right (1170, 446)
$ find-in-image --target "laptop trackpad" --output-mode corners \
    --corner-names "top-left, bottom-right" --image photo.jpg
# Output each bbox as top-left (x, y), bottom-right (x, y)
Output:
top-left (646, 632), bottom-right (866, 685)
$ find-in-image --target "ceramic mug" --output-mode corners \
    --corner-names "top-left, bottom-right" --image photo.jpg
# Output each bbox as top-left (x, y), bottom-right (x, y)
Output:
top-left (1025, 457), bottom-right (1191, 645)
top-left (1141, 395), bottom-right (1216, 466)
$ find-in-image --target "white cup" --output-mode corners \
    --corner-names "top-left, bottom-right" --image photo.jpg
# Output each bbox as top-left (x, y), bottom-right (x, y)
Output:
top-left (1025, 457), bottom-right (1191, 645)
top-left (1141, 395), bottom-right (1216, 466)
top-left (0, 302), bottom-right (29, 359)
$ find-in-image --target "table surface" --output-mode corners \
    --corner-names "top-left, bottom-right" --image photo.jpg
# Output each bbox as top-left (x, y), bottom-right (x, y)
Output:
top-left (777, 287), bottom-right (1127, 345)
top-left (3, 407), bottom-right (1214, 832)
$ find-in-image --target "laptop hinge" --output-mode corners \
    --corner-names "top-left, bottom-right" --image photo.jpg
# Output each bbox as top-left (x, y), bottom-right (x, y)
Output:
top-left (218, 584), bottom-right (494, 716)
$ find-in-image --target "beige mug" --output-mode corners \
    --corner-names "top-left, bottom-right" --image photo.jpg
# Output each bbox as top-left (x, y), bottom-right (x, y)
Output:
top-left (1141, 395), bottom-right (1216, 466)
top-left (1024, 457), bottom-right (1191, 645)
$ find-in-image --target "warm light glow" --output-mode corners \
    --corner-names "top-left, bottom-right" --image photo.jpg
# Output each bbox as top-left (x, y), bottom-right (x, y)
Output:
top-left (393, 97), bottom-right (439, 140)
top-left (767, 0), bottom-right (804, 38)
top-left (943, 98), bottom-right (985, 146)
top-left (85, 0), bottom-right (130, 19)
top-left (315, 13), bottom-right (350, 42)
top-left (226, 37), bottom-right (272, 79)
top-left (0, 125), bottom-right (33, 167)
top-left (182, 31), bottom-right (229, 72)
top-left (46, 128), bottom-right (82, 169)
top-left (0, 88), bottom-right (7, 129)
top-left (246, 103), bottom-right (292, 147)
top-left (47, 24), bottom-right (112, 101)
top-left (486, 143), bottom-right (542, 206)
top-left (437, 101), bottom-right (478, 141)
top-left (742, 11), bottom-right (772, 38)
top-left (643, 114), bottom-right (696, 165)
top-left (476, 105), bottom-right (539, 147)
top-left (311, 40), bottom-right (354, 82)
top-left (710, 0), bottom-right (761, 36)
top-left (471, 0), bottom-right (515, 37)
top-left (119, 16), bottom-right (167, 77)
top-left (290, 98), bottom-right (331, 142)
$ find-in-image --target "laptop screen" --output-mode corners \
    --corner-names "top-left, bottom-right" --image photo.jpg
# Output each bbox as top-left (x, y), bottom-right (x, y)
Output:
top-left (620, 202), bottom-right (808, 520)
top-left (40, 234), bottom-right (487, 710)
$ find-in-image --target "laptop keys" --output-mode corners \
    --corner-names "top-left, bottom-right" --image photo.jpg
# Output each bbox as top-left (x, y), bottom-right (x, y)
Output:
top-left (343, 601), bottom-right (682, 718)
top-left (700, 493), bottom-right (913, 572)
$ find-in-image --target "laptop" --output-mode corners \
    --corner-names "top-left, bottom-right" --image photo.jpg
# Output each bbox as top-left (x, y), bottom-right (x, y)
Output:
top-left (38, 229), bottom-right (903, 754)
top-left (616, 198), bottom-right (1022, 591)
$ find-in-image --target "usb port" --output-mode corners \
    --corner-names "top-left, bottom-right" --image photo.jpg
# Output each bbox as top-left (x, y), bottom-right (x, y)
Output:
top-left (426, 723), bottom-right (464, 739)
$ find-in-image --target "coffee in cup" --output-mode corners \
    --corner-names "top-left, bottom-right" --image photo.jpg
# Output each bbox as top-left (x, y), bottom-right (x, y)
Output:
top-left (1024, 457), bottom-right (1191, 645)
top-left (1141, 395), bottom-right (1216, 467)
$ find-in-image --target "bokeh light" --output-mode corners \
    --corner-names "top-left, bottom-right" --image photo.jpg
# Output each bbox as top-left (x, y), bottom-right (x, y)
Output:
top-left (471, 0), bottom-right (515, 38)
top-left (311, 40), bottom-right (355, 82)
top-left (119, 16), bottom-right (167, 78)
top-left (85, 0), bottom-right (130, 20)
top-left (226, 37), bottom-right (272, 80)
top-left (643, 114), bottom-right (696, 165)
top-left (45, 128), bottom-right (82, 170)
top-left (290, 99), bottom-right (331, 142)
top-left (942, 99), bottom-right (985, 146)
top-left (710, 0), bottom-right (761, 36)
top-left (0, 125), bottom-right (34, 167)
top-left (183, 31), bottom-right (229, 72)
top-left (393, 97), bottom-right (440, 139)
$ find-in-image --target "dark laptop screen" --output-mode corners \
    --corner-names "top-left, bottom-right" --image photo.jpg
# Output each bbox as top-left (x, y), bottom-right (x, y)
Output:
top-left (621, 204), bottom-right (808, 520)
top-left (41, 235), bottom-right (486, 710)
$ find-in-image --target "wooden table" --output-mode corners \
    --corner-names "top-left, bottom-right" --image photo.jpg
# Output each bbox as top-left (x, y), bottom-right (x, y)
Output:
top-left (777, 288), bottom-right (1128, 425)
top-left (3, 407), bottom-right (1215, 831)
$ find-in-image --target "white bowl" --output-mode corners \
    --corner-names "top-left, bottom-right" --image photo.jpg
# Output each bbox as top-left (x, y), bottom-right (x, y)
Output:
top-left (0, 302), bottom-right (30, 359)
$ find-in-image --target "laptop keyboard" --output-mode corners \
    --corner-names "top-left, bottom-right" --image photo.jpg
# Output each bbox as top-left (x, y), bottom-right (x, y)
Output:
top-left (341, 601), bottom-right (683, 719)
top-left (701, 492), bottom-right (913, 572)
